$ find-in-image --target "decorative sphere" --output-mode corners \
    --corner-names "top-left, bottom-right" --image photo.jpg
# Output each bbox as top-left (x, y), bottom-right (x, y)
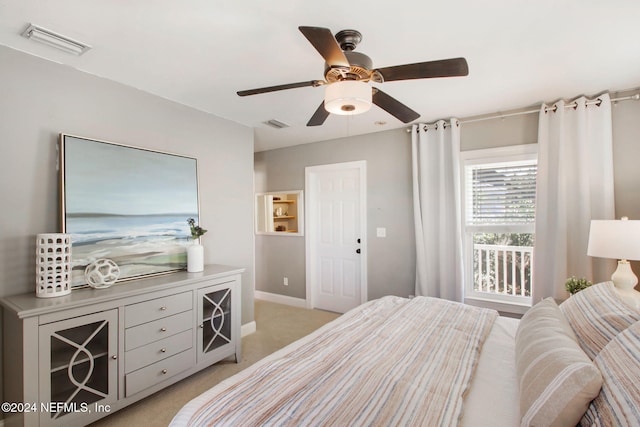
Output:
top-left (85, 259), bottom-right (120, 289)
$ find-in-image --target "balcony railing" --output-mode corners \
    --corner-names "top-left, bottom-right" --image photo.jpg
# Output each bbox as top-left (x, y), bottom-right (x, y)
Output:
top-left (474, 244), bottom-right (533, 297)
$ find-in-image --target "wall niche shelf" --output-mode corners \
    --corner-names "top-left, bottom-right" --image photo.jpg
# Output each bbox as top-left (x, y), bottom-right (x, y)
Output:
top-left (255, 190), bottom-right (304, 236)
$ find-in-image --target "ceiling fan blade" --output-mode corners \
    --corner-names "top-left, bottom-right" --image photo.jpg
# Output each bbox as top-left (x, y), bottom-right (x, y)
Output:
top-left (307, 101), bottom-right (330, 126)
top-left (372, 88), bottom-right (420, 123)
top-left (237, 80), bottom-right (320, 97)
top-left (298, 26), bottom-right (350, 68)
top-left (376, 57), bottom-right (468, 82)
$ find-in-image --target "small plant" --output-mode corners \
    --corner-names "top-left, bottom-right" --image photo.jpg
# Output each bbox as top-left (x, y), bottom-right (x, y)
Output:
top-left (187, 218), bottom-right (207, 241)
top-left (565, 276), bottom-right (592, 295)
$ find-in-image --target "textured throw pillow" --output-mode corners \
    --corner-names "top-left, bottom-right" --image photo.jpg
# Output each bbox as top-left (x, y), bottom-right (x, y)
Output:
top-left (516, 298), bottom-right (603, 427)
top-left (581, 320), bottom-right (640, 426)
top-left (560, 281), bottom-right (640, 360)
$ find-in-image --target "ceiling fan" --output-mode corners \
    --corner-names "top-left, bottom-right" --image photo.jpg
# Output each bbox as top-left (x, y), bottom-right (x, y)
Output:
top-left (237, 26), bottom-right (469, 127)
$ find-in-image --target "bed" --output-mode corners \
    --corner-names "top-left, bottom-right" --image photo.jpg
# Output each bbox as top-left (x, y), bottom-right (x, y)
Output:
top-left (170, 282), bottom-right (640, 426)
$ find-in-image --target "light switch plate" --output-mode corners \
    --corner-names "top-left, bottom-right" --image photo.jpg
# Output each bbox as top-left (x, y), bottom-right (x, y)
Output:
top-left (376, 227), bottom-right (386, 238)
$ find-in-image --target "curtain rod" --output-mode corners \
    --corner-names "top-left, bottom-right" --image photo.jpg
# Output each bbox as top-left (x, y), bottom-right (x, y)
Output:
top-left (406, 93), bottom-right (640, 131)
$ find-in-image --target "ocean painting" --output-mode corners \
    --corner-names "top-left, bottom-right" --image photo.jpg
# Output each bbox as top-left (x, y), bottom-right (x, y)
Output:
top-left (60, 135), bottom-right (199, 287)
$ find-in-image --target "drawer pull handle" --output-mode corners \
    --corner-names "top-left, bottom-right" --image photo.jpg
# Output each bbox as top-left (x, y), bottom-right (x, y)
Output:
top-left (199, 324), bottom-right (204, 329)
top-left (161, 348), bottom-right (167, 353)
top-left (112, 355), bottom-right (117, 360)
top-left (160, 306), bottom-right (167, 311)
top-left (162, 369), bottom-right (168, 374)
top-left (160, 327), bottom-right (167, 332)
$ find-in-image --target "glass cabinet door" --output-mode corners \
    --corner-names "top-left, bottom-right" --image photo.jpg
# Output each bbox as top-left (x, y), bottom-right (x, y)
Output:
top-left (197, 285), bottom-right (234, 363)
top-left (38, 309), bottom-right (118, 425)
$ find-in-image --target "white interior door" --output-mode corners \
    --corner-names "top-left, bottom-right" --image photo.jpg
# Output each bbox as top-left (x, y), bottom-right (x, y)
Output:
top-left (306, 161), bottom-right (367, 313)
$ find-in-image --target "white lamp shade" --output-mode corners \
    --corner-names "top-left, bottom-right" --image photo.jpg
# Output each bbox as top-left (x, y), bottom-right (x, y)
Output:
top-left (324, 81), bottom-right (372, 115)
top-left (588, 219), bottom-right (640, 261)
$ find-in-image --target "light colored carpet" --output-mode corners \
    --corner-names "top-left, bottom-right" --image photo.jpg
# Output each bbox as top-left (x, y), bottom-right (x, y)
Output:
top-left (90, 299), bottom-right (340, 426)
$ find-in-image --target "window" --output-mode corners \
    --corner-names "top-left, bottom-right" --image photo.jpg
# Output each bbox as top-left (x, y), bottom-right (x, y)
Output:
top-left (461, 145), bottom-right (537, 311)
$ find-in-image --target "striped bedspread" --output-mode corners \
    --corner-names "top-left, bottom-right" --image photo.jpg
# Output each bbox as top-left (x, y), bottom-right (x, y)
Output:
top-left (178, 296), bottom-right (497, 426)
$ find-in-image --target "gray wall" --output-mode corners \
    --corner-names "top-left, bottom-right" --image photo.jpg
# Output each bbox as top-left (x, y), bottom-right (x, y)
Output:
top-left (0, 46), bottom-right (255, 326)
top-left (611, 91), bottom-right (640, 276)
top-left (255, 129), bottom-right (416, 301)
top-left (255, 90), bottom-right (640, 300)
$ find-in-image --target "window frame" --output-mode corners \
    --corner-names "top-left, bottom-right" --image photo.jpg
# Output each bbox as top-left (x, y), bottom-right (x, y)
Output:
top-left (460, 144), bottom-right (538, 314)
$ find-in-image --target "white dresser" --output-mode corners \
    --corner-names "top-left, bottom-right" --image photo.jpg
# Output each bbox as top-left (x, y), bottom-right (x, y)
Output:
top-left (1, 264), bottom-right (243, 427)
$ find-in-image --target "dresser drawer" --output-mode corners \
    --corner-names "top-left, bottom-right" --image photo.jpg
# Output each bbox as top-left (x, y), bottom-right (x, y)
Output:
top-left (125, 291), bottom-right (192, 327)
top-left (125, 329), bottom-right (193, 373)
top-left (125, 348), bottom-right (194, 397)
top-left (125, 310), bottom-right (193, 351)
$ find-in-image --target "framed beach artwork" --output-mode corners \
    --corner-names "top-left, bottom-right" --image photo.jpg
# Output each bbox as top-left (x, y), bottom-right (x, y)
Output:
top-left (59, 134), bottom-right (199, 288)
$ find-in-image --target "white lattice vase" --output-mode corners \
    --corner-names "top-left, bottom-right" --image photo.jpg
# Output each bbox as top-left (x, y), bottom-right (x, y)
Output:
top-left (187, 243), bottom-right (204, 272)
top-left (36, 233), bottom-right (72, 298)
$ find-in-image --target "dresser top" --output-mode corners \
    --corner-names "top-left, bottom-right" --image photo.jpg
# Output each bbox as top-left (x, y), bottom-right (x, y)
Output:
top-left (1, 264), bottom-right (244, 319)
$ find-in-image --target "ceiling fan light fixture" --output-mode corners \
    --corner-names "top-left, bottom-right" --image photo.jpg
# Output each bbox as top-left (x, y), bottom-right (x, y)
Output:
top-left (324, 81), bottom-right (372, 115)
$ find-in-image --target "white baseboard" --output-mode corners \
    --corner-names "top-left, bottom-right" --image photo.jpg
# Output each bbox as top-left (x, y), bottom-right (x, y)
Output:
top-left (254, 290), bottom-right (307, 308)
top-left (241, 321), bottom-right (256, 337)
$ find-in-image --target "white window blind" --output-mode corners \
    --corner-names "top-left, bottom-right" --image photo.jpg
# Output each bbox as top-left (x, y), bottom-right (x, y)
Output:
top-left (466, 161), bottom-right (537, 225)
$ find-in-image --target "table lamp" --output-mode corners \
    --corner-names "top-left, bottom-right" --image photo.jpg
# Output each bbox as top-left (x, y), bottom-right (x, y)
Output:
top-left (587, 217), bottom-right (640, 308)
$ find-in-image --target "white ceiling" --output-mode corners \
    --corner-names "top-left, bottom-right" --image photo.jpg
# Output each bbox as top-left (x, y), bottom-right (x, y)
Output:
top-left (1, 0), bottom-right (639, 152)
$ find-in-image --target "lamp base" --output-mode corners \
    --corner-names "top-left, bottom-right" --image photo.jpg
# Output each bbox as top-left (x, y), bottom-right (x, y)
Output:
top-left (611, 260), bottom-right (640, 310)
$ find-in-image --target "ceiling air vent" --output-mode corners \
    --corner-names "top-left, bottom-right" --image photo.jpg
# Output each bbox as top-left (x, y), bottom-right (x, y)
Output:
top-left (263, 119), bottom-right (290, 129)
top-left (21, 24), bottom-right (91, 55)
